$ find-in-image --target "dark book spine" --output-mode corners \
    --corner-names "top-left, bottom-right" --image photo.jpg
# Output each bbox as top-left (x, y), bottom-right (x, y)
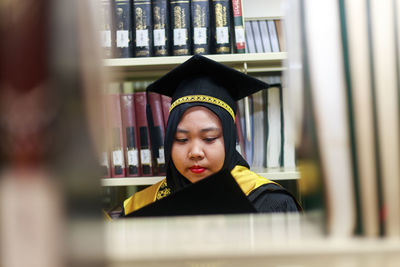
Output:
top-left (134, 92), bottom-right (153, 176)
top-left (211, 0), bottom-right (231, 54)
top-left (133, 0), bottom-right (153, 57)
top-left (100, 0), bottom-right (115, 58)
top-left (191, 0), bottom-right (211, 54)
top-left (121, 93), bottom-right (140, 176)
top-left (231, 0), bottom-right (245, 53)
top-left (152, 0), bottom-right (170, 56)
top-left (170, 0), bottom-right (192, 56)
top-left (114, 0), bottom-right (132, 57)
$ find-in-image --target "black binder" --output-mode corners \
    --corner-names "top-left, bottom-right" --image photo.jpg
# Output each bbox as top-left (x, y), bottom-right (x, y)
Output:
top-left (126, 169), bottom-right (257, 217)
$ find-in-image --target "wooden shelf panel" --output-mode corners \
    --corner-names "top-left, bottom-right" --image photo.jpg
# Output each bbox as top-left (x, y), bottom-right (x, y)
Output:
top-left (104, 52), bottom-right (287, 80)
top-left (101, 169), bottom-right (299, 186)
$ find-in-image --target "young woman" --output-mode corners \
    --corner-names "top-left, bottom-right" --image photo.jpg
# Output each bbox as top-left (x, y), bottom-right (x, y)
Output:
top-left (123, 55), bottom-right (301, 216)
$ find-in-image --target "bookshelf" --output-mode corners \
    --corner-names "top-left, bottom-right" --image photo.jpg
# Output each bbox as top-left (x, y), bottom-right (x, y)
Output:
top-left (104, 52), bottom-right (287, 80)
top-left (101, 168), bottom-right (299, 187)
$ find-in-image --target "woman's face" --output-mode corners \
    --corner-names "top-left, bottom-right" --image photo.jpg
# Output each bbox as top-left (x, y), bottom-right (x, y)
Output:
top-left (171, 106), bottom-right (225, 183)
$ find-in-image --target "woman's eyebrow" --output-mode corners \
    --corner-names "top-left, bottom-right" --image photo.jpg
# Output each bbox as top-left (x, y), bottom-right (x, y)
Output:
top-left (200, 127), bottom-right (221, 133)
top-left (176, 128), bottom-right (189, 134)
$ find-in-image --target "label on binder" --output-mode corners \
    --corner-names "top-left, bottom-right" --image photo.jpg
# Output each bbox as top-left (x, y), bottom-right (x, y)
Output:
top-left (234, 27), bottom-right (245, 46)
top-left (116, 30), bottom-right (129, 47)
top-left (136, 29), bottom-right (149, 47)
top-left (100, 151), bottom-right (109, 166)
top-left (112, 150), bottom-right (123, 165)
top-left (140, 149), bottom-right (151, 165)
top-left (174, 28), bottom-right (187, 46)
top-left (157, 148), bottom-right (165, 164)
top-left (216, 27), bottom-right (229, 44)
top-left (101, 30), bottom-right (111, 47)
top-left (153, 29), bottom-right (166, 46)
top-left (127, 149), bottom-right (138, 166)
top-left (194, 27), bottom-right (207, 44)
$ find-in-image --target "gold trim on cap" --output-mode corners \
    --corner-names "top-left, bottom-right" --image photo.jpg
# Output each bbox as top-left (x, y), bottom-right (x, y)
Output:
top-left (169, 95), bottom-right (235, 121)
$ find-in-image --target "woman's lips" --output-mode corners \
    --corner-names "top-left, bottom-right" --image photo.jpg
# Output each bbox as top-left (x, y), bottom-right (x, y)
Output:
top-left (189, 166), bottom-right (206, 174)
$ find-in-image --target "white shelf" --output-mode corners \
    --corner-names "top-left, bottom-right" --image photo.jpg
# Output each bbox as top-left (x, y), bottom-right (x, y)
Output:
top-left (101, 170), bottom-right (299, 186)
top-left (101, 176), bottom-right (164, 187)
top-left (104, 52), bottom-right (287, 80)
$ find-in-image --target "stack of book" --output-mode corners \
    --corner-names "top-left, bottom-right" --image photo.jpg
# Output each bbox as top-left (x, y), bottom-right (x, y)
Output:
top-left (99, 0), bottom-right (247, 58)
top-left (244, 19), bottom-right (285, 53)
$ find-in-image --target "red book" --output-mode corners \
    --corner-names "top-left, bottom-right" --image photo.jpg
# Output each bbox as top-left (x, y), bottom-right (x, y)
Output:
top-left (148, 92), bottom-right (166, 175)
top-left (161, 95), bottom-right (171, 128)
top-left (134, 91), bottom-right (153, 176)
top-left (100, 99), bottom-right (111, 177)
top-left (231, 0), bottom-right (246, 53)
top-left (120, 92), bottom-right (140, 177)
top-left (105, 92), bottom-right (126, 177)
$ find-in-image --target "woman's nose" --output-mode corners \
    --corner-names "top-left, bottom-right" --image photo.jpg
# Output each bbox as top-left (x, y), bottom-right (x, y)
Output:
top-left (188, 141), bottom-right (204, 159)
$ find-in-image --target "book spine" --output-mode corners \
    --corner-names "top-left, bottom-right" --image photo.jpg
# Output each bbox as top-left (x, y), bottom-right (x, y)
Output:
top-left (191, 0), bottom-right (211, 55)
top-left (148, 93), bottom-right (166, 175)
top-left (100, 101), bottom-right (111, 177)
top-left (231, 0), bottom-right (245, 53)
top-left (244, 20), bottom-right (256, 53)
top-left (106, 92), bottom-right (126, 177)
top-left (120, 93), bottom-right (140, 176)
top-left (133, 0), bottom-right (153, 57)
top-left (134, 92), bottom-right (153, 176)
top-left (211, 0), bottom-right (231, 54)
top-left (100, 0), bottom-right (114, 58)
top-left (267, 20), bottom-right (280, 52)
top-left (170, 0), bottom-right (192, 56)
top-left (152, 0), bottom-right (170, 56)
top-left (115, 0), bottom-right (132, 57)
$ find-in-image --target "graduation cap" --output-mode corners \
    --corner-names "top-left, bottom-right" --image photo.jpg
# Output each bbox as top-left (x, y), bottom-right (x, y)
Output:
top-left (125, 169), bottom-right (257, 217)
top-left (146, 54), bottom-right (270, 121)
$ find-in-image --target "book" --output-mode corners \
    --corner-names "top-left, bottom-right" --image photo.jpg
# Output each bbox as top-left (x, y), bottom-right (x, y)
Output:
top-left (275, 19), bottom-right (285, 52)
top-left (244, 21), bottom-right (256, 53)
top-left (341, 0), bottom-right (379, 237)
top-left (369, 0), bottom-right (400, 237)
top-left (134, 91), bottom-right (153, 176)
top-left (100, 0), bottom-right (114, 58)
top-left (211, 0), bottom-right (231, 54)
top-left (191, 0), bottom-right (211, 54)
top-left (250, 20), bottom-right (264, 53)
top-left (258, 20), bottom-right (272, 52)
top-left (148, 92), bottom-right (166, 175)
top-left (231, 0), bottom-right (246, 53)
top-left (251, 89), bottom-right (266, 169)
top-left (125, 169), bottom-right (256, 217)
top-left (170, 0), bottom-right (192, 56)
top-left (265, 83), bottom-right (282, 168)
top-left (114, 0), bottom-right (132, 58)
top-left (133, 0), bottom-right (153, 57)
top-left (120, 82), bottom-right (140, 177)
top-left (161, 95), bottom-right (172, 128)
top-left (100, 99), bottom-right (111, 178)
top-left (303, 0), bottom-right (356, 236)
top-left (152, 0), bottom-right (170, 56)
top-left (105, 83), bottom-right (126, 177)
top-left (267, 20), bottom-right (280, 52)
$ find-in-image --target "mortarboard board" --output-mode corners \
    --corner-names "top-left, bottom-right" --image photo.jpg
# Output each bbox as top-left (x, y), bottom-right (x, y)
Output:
top-left (146, 55), bottom-right (270, 121)
top-left (125, 169), bottom-right (257, 217)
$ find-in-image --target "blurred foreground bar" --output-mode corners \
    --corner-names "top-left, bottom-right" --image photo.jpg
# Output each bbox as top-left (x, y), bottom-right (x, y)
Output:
top-left (106, 213), bottom-right (400, 267)
top-left (0, 0), bottom-right (105, 266)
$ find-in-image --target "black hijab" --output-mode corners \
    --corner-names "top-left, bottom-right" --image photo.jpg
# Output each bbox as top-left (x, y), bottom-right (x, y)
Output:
top-left (164, 101), bottom-right (249, 193)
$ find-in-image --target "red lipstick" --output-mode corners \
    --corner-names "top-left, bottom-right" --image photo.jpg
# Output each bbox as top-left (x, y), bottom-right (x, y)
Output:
top-left (189, 165), bottom-right (206, 174)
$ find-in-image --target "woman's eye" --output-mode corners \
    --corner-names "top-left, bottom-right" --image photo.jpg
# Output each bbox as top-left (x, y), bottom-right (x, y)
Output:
top-left (204, 137), bottom-right (217, 143)
top-left (175, 138), bottom-right (188, 143)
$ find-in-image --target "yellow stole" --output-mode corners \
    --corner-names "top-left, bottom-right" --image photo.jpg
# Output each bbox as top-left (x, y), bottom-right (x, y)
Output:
top-left (123, 165), bottom-right (277, 215)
